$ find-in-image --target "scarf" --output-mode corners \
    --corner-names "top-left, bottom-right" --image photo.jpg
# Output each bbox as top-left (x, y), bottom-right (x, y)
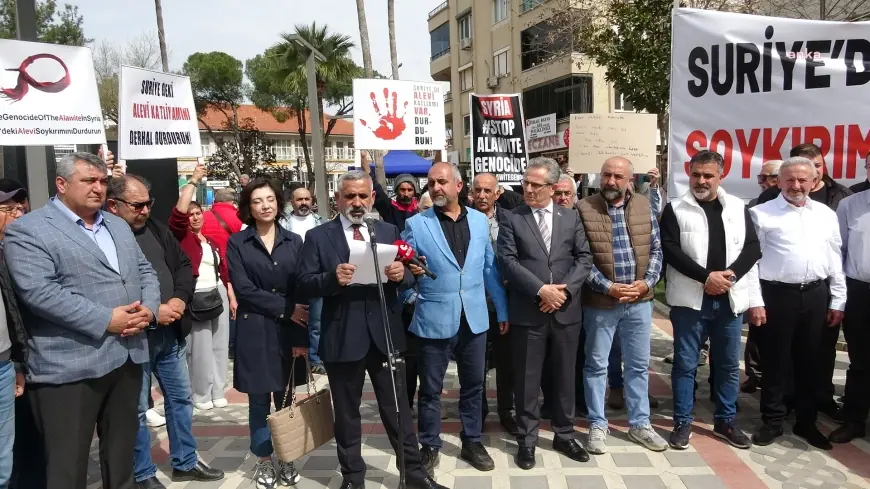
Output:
top-left (391, 198), bottom-right (418, 214)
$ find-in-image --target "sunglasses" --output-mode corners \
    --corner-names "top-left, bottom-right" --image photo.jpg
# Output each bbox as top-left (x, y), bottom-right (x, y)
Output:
top-left (115, 198), bottom-right (155, 212)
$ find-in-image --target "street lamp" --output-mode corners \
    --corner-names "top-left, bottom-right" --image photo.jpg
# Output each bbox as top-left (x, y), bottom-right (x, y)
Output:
top-left (287, 33), bottom-right (330, 219)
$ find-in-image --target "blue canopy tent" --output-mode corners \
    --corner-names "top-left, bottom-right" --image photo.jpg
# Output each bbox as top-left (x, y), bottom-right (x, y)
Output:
top-left (369, 150), bottom-right (433, 176)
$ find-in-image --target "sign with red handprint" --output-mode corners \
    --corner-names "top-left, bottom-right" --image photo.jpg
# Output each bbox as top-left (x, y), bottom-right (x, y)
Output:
top-left (0, 39), bottom-right (105, 146)
top-left (353, 79), bottom-right (446, 151)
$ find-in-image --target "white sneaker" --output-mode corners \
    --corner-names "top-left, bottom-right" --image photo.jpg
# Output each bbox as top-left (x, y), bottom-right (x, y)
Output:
top-left (145, 408), bottom-right (166, 427)
top-left (252, 459), bottom-right (277, 489)
top-left (277, 460), bottom-right (301, 485)
top-left (194, 401), bottom-right (214, 411)
top-left (212, 398), bottom-right (228, 408)
top-left (628, 424), bottom-right (669, 452)
top-left (586, 425), bottom-right (609, 454)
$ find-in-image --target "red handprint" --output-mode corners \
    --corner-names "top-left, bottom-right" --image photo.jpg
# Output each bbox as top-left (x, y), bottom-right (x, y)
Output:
top-left (360, 87), bottom-right (409, 141)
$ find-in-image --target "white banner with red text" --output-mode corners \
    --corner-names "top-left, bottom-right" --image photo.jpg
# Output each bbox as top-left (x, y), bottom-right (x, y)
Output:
top-left (353, 79), bottom-right (446, 151)
top-left (668, 8), bottom-right (870, 200)
top-left (0, 39), bottom-right (105, 146)
top-left (119, 66), bottom-right (201, 160)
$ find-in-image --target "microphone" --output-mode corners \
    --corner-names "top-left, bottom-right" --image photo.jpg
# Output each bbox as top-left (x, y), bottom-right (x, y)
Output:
top-left (393, 240), bottom-right (437, 280)
top-left (363, 213), bottom-right (378, 240)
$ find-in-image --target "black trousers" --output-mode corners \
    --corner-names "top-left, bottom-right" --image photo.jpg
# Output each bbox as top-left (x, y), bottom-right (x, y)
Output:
top-left (842, 278), bottom-right (870, 422)
top-left (758, 281), bottom-right (828, 426)
top-left (29, 359), bottom-right (143, 489)
top-left (744, 324), bottom-right (762, 381)
top-left (325, 347), bottom-right (426, 485)
top-left (484, 309), bottom-right (514, 415)
top-left (817, 319), bottom-right (841, 407)
top-left (401, 306), bottom-right (419, 408)
top-left (512, 320), bottom-right (581, 447)
top-left (10, 392), bottom-right (46, 489)
top-left (541, 325), bottom-right (586, 412)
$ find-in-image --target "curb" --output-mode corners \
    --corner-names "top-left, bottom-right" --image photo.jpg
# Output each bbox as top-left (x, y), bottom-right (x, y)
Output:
top-left (652, 300), bottom-right (849, 352)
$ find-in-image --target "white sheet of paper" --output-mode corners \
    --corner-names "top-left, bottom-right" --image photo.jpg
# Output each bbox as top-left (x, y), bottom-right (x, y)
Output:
top-left (348, 241), bottom-right (399, 285)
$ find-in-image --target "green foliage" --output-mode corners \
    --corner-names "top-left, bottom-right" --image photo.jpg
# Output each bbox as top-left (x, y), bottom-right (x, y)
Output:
top-left (0, 0), bottom-right (88, 45)
top-left (182, 51), bottom-right (247, 124)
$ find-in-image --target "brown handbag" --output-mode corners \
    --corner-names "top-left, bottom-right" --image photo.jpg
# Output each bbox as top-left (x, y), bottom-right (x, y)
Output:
top-left (268, 356), bottom-right (334, 462)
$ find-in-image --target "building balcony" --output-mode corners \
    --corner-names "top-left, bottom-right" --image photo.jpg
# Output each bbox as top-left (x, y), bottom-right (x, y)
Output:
top-left (431, 50), bottom-right (451, 81)
top-left (428, 1), bottom-right (450, 31)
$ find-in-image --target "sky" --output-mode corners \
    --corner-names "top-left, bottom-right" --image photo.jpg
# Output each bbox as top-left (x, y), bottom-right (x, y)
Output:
top-left (73, 0), bottom-right (445, 85)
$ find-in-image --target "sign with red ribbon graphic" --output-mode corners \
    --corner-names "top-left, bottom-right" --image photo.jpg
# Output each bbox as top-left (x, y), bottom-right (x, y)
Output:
top-left (0, 39), bottom-right (105, 146)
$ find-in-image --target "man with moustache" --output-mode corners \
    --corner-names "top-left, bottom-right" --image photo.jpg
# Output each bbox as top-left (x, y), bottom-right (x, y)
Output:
top-left (749, 157), bottom-right (846, 450)
top-left (402, 163), bottom-right (508, 475)
top-left (659, 151), bottom-right (761, 450)
top-left (498, 158), bottom-right (593, 469)
top-left (298, 170), bottom-right (446, 489)
top-left (577, 157), bottom-right (666, 454)
top-left (469, 172), bottom-right (516, 434)
top-left (364, 152), bottom-right (420, 233)
top-left (279, 185), bottom-right (325, 374)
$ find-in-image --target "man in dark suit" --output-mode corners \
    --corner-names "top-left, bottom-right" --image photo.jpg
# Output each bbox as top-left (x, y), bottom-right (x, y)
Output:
top-left (297, 170), bottom-right (446, 489)
top-left (497, 157), bottom-right (594, 469)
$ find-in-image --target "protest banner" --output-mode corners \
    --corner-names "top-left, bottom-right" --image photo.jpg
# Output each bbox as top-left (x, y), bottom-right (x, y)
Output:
top-left (669, 8), bottom-right (870, 200)
top-left (353, 79), bottom-right (446, 150)
top-left (526, 113), bottom-right (556, 140)
top-left (0, 39), bottom-right (105, 145)
top-left (119, 66), bottom-right (201, 160)
top-left (470, 93), bottom-right (528, 184)
top-left (568, 113), bottom-right (657, 174)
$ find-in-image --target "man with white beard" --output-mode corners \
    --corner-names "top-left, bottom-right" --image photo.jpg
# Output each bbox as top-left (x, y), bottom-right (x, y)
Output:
top-left (749, 157), bottom-right (846, 450)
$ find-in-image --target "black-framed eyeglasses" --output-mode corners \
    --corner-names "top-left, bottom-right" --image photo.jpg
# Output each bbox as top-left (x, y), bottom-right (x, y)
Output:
top-left (115, 198), bottom-right (155, 212)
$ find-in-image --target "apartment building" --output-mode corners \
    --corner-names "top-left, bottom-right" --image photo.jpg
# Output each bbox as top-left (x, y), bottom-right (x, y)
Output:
top-left (429, 0), bottom-right (626, 165)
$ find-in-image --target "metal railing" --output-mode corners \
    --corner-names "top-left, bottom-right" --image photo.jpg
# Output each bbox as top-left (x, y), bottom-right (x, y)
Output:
top-left (429, 1), bottom-right (448, 18)
top-left (431, 48), bottom-right (450, 61)
top-left (520, 0), bottom-right (545, 13)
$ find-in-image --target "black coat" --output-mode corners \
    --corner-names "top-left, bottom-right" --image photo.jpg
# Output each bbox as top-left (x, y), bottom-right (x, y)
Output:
top-left (849, 180), bottom-right (870, 194)
top-left (226, 225), bottom-right (307, 394)
top-left (497, 188), bottom-right (524, 210)
top-left (372, 180), bottom-right (417, 233)
top-left (0, 253), bottom-right (26, 367)
top-left (756, 174), bottom-right (852, 210)
top-left (297, 218), bottom-right (411, 363)
top-left (144, 218), bottom-right (196, 339)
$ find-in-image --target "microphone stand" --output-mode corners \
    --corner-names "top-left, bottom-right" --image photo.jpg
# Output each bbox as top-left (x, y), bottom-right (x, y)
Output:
top-left (366, 223), bottom-right (407, 489)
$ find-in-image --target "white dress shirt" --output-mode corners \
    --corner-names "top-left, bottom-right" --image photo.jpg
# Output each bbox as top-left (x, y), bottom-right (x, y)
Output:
top-left (750, 193), bottom-right (846, 311)
top-left (339, 214), bottom-right (370, 243)
top-left (836, 190), bottom-right (870, 282)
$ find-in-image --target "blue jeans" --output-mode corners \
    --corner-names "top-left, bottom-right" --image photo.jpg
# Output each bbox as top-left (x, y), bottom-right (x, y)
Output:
top-left (0, 361), bottom-right (14, 489)
top-left (417, 317), bottom-right (486, 448)
top-left (670, 296), bottom-right (742, 425)
top-left (248, 391), bottom-right (285, 457)
top-left (133, 328), bottom-right (198, 482)
top-left (608, 338), bottom-right (624, 390)
top-left (584, 302), bottom-right (653, 428)
top-left (309, 298), bottom-right (323, 365)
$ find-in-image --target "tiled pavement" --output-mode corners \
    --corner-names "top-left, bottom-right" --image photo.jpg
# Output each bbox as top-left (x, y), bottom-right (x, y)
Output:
top-left (87, 312), bottom-right (870, 488)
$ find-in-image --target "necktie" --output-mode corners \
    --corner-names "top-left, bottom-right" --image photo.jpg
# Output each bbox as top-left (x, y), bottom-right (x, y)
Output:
top-left (537, 208), bottom-right (551, 253)
top-left (352, 224), bottom-right (364, 241)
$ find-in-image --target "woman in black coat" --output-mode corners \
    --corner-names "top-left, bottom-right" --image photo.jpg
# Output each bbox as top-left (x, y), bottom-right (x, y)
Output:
top-left (226, 178), bottom-right (308, 489)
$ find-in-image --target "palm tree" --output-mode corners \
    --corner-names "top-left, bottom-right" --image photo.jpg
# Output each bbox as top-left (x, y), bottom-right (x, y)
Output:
top-left (154, 0), bottom-right (169, 72)
top-left (388, 0), bottom-right (399, 79)
top-left (355, 0), bottom-right (374, 77)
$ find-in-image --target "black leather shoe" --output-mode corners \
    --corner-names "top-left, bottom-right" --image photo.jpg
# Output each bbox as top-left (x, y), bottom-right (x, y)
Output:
top-left (819, 402), bottom-right (845, 424)
top-left (420, 445), bottom-right (440, 478)
top-left (829, 422), bottom-right (867, 443)
top-left (135, 477), bottom-right (166, 489)
top-left (499, 412), bottom-right (518, 436)
top-left (553, 438), bottom-right (591, 462)
top-left (407, 475), bottom-right (448, 489)
top-left (793, 422), bottom-right (833, 450)
top-left (339, 480), bottom-right (364, 489)
top-left (460, 441), bottom-right (495, 471)
top-left (752, 424), bottom-right (783, 446)
top-left (740, 377), bottom-right (760, 394)
top-left (171, 461), bottom-right (225, 482)
top-left (515, 446), bottom-right (536, 470)
top-left (648, 395), bottom-right (660, 409)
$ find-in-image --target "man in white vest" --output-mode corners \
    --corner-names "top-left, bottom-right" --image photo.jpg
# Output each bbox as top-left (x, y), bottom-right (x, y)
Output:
top-left (659, 150), bottom-right (762, 450)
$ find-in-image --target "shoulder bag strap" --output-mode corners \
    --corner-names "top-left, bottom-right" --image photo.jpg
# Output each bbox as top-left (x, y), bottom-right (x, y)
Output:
top-left (211, 210), bottom-right (233, 235)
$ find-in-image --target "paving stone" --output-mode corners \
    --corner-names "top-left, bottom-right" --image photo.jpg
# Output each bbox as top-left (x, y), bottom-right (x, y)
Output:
top-left (559, 452), bottom-right (599, 467)
top-left (455, 476), bottom-right (493, 489)
top-left (665, 451), bottom-right (708, 467)
top-left (206, 455), bottom-right (245, 472)
top-left (301, 455), bottom-right (340, 471)
top-left (611, 452), bottom-right (653, 467)
top-left (364, 455), bottom-right (392, 471)
top-left (566, 475), bottom-right (608, 489)
top-left (294, 478), bottom-right (332, 489)
top-left (364, 436), bottom-right (397, 450)
top-left (681, 475), bottom-right (728, 489)
top-left (183, 480), bottom-right (227, 489)
top-left (510, 475), bottom-right (550, 489)
top-left (623, 475), bottom-right (666, 489)
top-left (194, 436), bottom-right (222, 452)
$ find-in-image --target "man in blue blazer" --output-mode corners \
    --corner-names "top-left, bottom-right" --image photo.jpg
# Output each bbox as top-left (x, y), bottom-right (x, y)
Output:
top-left (402, 162), bottom-right (509, 475)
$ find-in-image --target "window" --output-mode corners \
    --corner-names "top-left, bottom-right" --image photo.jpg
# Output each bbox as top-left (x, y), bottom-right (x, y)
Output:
top-left (463, 115), bottom-right (471, 137)
top-left (430, 22), bottom-right (450, 60)
top-left (493, 0), bottom-right (508, 23)
top-left (614, 88), bottom-right (635, 112)
top-left (273, 139), bottom-right (293, 160)
top-left (522, 75), bottom-right (593, 120)
top-left (459, 15), bottom-right (472, 41)
top-left (336, 141), bottom-right (345, 159)
top-left (460, 67), bottom-right (473, 91)
top-left (494, 50), bottom-right (510, 77)
top-left (521, 21), bottom-right (570, 71)
top-left (325, 145), bottom-right (335, 159)
top-left (520, 0), bottom-right (545, 12)
top-left (53, 144), bottom-right (77, 163)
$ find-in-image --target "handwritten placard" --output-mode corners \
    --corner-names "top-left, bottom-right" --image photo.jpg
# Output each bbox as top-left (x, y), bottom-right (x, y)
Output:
top-left (568, 113), bottom-right (657, 174)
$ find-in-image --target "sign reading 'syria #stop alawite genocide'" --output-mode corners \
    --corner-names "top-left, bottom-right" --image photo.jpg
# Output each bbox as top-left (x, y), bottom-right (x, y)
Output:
top-left (119, 66), bottom-right (202, 160)
top-left (470, 93), bottom-right (528, 184)
top-left (669, 8), bottom-right (870, 200)
top-left (353, 79), bottom-right (446, 151)
top-left (0, 39), bottom-right (105, 146)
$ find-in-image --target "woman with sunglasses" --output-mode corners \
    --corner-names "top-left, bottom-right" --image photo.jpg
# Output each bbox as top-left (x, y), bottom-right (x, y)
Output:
top-left (171, 163), bottom-right (237, 411)
top-left (227, 177), bottom-right (309, 489)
